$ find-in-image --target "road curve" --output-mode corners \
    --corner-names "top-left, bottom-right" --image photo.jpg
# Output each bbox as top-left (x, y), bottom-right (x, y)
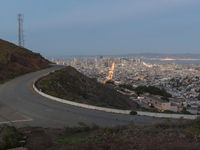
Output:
top-left (0, 66), bottom-right (169, 128)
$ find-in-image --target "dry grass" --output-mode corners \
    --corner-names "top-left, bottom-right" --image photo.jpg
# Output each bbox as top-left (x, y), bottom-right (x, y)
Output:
top-left (0, 39), bottom-right (49, 82)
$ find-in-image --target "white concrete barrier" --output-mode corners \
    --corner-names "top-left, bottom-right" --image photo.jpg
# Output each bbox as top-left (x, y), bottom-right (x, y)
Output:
top-left (33, 83), bottom-right (131, 114)
top-left (32, 69), bottom-right (199, 119)
top-left (137, 111), bottom-right (198, 120)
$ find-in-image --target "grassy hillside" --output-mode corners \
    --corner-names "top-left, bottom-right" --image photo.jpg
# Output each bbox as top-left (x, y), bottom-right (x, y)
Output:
top-left (36, 66), bottom-right (137, 110)
top-left (0, 39), bottom-right (49, 82)
top-left (1, 119), bottom-right (200, 150)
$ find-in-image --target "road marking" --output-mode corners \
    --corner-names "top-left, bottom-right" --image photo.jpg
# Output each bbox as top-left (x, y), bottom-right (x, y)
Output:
top-left (0, 118), bottom-right (33, 125)
top-left (0, 113), bottom-right (33, 125)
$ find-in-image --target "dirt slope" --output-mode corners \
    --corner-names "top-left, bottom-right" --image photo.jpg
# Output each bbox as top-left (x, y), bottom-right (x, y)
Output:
top-left (0, 39), bottom-right (49, 82)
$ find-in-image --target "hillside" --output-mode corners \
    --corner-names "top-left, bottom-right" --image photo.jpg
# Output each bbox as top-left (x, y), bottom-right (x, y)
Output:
top-left (36, 66), bottom-right (137, 110)
top-left (1, 120), bottom-right (200, 150)
top-left (0, 39), bottom-right (49, 82)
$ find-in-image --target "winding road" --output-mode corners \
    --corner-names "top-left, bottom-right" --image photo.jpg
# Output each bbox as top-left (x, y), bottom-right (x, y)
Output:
top-left (0, 66), bottom-right (168, 128)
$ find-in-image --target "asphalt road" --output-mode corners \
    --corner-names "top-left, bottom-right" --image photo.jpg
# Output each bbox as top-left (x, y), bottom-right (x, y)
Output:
top-left (0, 66), bottom-right (169, 128)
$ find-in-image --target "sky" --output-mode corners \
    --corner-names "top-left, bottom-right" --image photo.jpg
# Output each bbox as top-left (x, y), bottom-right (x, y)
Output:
top-left (1, 0), bottom-right (200, 57)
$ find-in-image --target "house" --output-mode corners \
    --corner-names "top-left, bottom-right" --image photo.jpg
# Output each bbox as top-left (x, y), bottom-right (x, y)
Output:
top-left (142, 95), bottom-right (183, 112)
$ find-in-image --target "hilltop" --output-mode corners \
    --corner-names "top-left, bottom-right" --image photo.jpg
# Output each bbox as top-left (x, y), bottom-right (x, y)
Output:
top-left (36, 66), bottom-right (137, 110)
top-left (0, 39), bottom-right (49, 82)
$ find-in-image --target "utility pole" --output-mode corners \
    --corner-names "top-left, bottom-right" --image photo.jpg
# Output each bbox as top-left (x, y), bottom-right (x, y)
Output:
top-left (18, 14), bottom-right (24, 47)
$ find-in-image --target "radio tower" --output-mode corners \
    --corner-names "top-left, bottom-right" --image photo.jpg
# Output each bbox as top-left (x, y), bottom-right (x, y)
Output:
top-left (18, 14), bottom-right (24, 47)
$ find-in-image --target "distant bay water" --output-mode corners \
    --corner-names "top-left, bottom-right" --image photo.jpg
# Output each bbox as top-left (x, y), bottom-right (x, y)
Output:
top-left (145, 59), bottom-right (200, 65)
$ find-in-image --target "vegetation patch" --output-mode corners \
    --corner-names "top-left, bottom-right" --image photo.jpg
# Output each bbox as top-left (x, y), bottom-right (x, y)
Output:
top-left (36, 66), bottom-right (138, 110)
top-left (119, 84), bottom-right (172, 98)
top-left (134, 85), bottom-right (172, 97)
top-left (0, 126), bottom-right (23, 150)
top-left (54, 119), bottom-right (200, 150)
top-left (130, 110), bottom-right (137, 115)
top-left (1, 119), bottom-right (200, 150)
top-left (0, 39), bottom-right (49, 83)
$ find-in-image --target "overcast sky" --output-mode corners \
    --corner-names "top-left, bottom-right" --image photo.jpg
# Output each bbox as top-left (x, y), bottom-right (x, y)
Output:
top-left (1, 0), bottom-right (200, 57)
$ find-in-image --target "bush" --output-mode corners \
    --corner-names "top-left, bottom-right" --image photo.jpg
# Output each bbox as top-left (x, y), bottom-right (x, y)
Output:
top-left (119, 84), bottom-right (134, 91)
top-left (181, 108), bottom-right (192, 114)
top-left (134, 85), bottom-right (172, 97)
top-left (0, 126), bottom-right (23, 150)
top-left (130, 111), bottom-right (137, 115)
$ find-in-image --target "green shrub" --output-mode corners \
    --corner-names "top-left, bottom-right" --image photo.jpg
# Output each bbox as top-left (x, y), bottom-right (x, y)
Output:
top-left (130, 111), bottom-right (137, 115)
top-left (0, 126), bottom-right (23, 150)
top-left (184, 118), bottom-right (200, 140)
top-left (134, 85), bottom-right (172, 97)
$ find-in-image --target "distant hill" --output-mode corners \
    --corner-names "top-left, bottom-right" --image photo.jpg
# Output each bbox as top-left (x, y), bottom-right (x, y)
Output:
top-left (0, 39), bottom-right (49, 82)
top-left (36, 66), bottom-right (137, 110)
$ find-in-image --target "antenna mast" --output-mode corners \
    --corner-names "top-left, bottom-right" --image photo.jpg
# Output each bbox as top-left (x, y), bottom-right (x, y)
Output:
top-left (18, 14), bottom-right (24, 47)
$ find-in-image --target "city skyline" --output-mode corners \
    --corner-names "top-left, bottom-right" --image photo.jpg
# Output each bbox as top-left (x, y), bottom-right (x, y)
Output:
top-left (1, 0), bottom-right (200, 57)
